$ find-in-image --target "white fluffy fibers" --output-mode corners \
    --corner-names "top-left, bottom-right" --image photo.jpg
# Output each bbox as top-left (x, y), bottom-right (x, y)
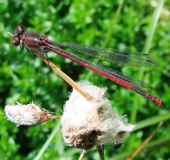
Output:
top-left (61, 81), bottom-right (135, 150)
top-left (4, 102), bottom-right (57, 126)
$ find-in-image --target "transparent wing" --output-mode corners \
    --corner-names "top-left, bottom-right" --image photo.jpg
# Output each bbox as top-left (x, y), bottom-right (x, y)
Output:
top-left (44, 43), bottom-right (152, 90)
top-left (50, 41), bottom-right (158, 67)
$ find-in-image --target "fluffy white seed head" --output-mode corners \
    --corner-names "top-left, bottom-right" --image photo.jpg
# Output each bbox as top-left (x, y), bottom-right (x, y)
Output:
top-left (4, 102), bottom-right (57, 126)
top-left (61, 81), bottom-right (135, 150)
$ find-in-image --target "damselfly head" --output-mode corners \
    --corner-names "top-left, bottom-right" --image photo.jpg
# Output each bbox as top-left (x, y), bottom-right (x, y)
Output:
top-left (16, 25), bottom-right (25, 34)
top-left (12, 25), bottom-right (25, 46)
top-left (12, 37), bottom-right (20, 46)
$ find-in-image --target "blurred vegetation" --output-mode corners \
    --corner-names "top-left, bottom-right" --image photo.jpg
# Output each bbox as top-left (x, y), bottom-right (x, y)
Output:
top-left (0, 0), bottom-right (170, 159)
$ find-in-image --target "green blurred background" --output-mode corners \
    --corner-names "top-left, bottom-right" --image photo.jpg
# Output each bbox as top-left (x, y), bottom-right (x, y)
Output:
top-left (0, 0), bottom-right (170, 159)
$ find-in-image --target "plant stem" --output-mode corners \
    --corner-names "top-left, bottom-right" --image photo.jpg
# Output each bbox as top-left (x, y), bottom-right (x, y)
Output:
top-left (34, 122), bottom-right (60, 160)
top-left (131, 0), bottom-right (165, 123)
top-left (97, 145), bottom-right (105, 160)
top-left (32, 48), bottom-right (97, 102)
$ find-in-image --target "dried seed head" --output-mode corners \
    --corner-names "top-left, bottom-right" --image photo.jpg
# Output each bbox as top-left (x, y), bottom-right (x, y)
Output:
top-left (4, 102), bottom-right (58, 126)
top-left (61, 81), bottom-right (135, 150)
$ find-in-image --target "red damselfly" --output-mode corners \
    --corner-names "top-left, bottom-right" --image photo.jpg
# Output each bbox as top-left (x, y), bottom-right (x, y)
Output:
top-left (9, 25), bottom-right (163, 106)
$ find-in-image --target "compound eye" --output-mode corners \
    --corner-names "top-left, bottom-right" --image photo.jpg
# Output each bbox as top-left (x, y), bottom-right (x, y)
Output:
top-left (12, 37), bottom-right (20, 46)
top-left (17, 25), bottom-right (24, 34)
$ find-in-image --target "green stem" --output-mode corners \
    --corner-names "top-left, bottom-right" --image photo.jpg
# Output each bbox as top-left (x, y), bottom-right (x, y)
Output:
top-left (143, 0), bottom-right (165, 53)
top-left (133, 111), bottom-right (170, 131)
top-left (97, 145), bottom-right (105, 160)
top-left (34, 122), bottom-right (60, 160)
top-left (131, 0), bottom-right (165, 123)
